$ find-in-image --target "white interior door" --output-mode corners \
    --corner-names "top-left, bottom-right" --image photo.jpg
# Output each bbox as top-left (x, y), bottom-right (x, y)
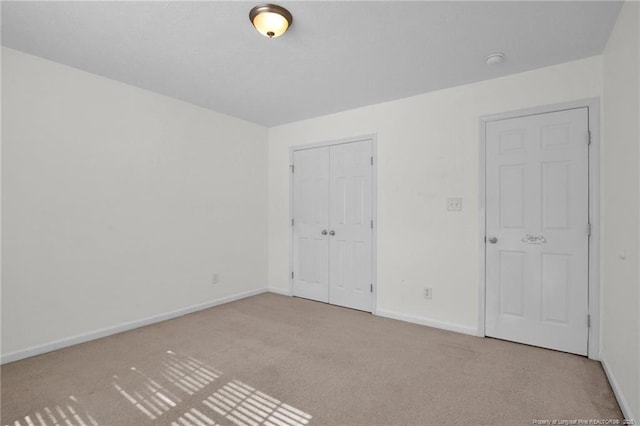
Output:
top-left (329, 141), bottom-right (373, 312)
top-left (485, 108), bottom-right (589, 355)
top-left (292, 140), bottom-right (373, 312)
top-left (292, 147), bottom-right (330, 302)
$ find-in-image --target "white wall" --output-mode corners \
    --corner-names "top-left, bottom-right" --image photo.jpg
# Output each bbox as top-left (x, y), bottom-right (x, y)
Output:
top-left (268, 56), bottom-right (602, 333)
top-left (601, 1), bottom-right (640, 420)
top-left (1, 47), bottom-right (269, 360)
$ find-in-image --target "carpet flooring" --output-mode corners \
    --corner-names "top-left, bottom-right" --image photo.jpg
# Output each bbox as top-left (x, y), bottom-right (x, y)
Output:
top-left (1, 293), bottom-right (622, 425)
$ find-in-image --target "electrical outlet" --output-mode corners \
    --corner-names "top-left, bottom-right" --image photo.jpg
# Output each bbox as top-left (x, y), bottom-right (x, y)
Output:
top-left (212, 273), bottom-right (219, 285)
top-left (424, 287), bottom-right (432, 299)
top-left (447, 197), bottom-right (462, 211)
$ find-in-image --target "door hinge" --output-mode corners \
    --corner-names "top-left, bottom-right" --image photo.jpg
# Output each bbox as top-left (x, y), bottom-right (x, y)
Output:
top-left (587, 314), bottom-right (591, 328)
top-left (370, 283), bottom-right (373, 293)
top-left (371, 219), bottom-right (373, 229)
top-left (371, 156), bottom-right (373, 166)
top-left (291, 271), bottom-right (294, 280)
top-left (587, 222), bottom-right (591, 237)
top-left (291, 218), bottom-right (294, 227)
top-left (290, 164), bottom-right (294, 173)
top-left (587, 131), bottom-right (592, 146)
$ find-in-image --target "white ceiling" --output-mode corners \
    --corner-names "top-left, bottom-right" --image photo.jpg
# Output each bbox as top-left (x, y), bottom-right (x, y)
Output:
top-left (1, 1), bottom-right (622, 127)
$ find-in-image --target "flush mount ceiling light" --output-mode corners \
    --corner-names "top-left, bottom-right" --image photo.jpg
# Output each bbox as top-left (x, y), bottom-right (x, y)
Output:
top-left (249, 4), bottom-right (293, 38)
top-left (485, 52), bottom-right (505, 65)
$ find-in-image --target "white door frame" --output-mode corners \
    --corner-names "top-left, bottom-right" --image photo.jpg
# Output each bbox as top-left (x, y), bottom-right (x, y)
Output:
top-left (478, 99), bottom-right (600, 359)
top-left (289, 134), bottom-right (378, 313)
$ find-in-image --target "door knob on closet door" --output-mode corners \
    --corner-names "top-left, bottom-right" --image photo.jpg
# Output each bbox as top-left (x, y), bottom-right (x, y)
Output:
top-left (329, 230), bottom-right (335, 236)
top-left (488, 237), bottom-right (498, 244)
top-left (321, 230), bottom-right (328, 235)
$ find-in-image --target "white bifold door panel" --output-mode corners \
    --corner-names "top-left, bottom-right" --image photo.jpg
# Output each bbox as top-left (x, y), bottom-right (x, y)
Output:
top-left (485, 108), bottom-right (589, 356)
top-left (292, 146), bottom-right (331, 303)
top-left (292, 140), bottom-right (373, 312)
top-left (329, 142), bottom-right (373, 311)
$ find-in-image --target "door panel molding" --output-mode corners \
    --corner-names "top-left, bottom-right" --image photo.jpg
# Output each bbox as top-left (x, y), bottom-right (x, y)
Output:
top-left (289, 134), bottom-right (378, 314)
top-left (478, 99), bottom-right (600, 359)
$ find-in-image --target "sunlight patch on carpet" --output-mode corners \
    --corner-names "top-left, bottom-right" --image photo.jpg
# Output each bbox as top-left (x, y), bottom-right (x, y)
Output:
top-left (199, 380), bottom-right (312, 426)
top-left (160, 350), bottom-right (222, 396)
top-left (111, 350), bottom-right (312, 425)
top-left (3, 396), bottom-right (98, 426)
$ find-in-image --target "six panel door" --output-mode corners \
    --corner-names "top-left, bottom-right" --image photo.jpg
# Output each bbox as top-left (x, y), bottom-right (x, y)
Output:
top-left (485, 108), bottom-right (589, 355)
top-left (329, 141), bottom-right (373, 312)
top-left (292, 147), bottom-right (330, 303)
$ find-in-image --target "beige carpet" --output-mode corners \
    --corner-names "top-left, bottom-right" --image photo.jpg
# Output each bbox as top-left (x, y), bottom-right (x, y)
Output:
top-left (1, 293), bottom-right (622, 425)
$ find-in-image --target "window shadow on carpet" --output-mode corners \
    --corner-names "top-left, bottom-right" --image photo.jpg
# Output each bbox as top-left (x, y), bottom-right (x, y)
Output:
top-left (112, 350), bottom-right (312, 426)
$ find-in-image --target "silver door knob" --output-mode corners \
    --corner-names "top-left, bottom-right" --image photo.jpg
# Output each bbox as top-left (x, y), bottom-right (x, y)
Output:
top-left (488, 237), bottom-right (498, 244)
top-left (329, 230), bottom-right (335, 236)
top-left (321, 230), bottom-right (328, 235)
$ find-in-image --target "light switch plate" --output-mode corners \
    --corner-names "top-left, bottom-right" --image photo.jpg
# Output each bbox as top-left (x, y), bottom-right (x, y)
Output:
top-left (447, 197), bottom-right (462, 211)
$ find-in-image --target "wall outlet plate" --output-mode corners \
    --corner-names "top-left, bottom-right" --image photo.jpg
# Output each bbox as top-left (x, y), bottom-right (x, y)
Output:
top-left (424, 287), bottom-right (432, 299)
top-left (212, 273), bottom-right (219, 285)
top-left (447, 197), bottom-right (462, 211)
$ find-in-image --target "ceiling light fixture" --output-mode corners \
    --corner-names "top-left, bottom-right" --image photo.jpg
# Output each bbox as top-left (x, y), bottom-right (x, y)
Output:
top-left (485, 52), bottom-right (505, 65)
top-left (249, 4), bottom-right (293, 39)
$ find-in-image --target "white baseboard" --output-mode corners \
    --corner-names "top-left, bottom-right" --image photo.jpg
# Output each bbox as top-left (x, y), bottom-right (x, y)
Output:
top-left (601, 354), bottom-right (636, 422)
top-left (268, 287), bottom-right (292, 296)
top-left (1, 287), bottom-right (268, 365)
top-left (375, 309), bottom-right (477, 336)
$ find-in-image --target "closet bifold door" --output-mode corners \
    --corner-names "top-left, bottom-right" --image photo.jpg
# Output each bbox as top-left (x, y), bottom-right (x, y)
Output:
top-left (292, 139), bottom-right (373, 312)
top-left (328, 140), bottom-right (373, 312)
top-left (292, 146), bottom-right (330, 303)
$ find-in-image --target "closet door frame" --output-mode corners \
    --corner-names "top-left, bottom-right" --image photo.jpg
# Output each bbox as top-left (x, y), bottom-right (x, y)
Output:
top-left (289, 134), bottom-right (378, 313)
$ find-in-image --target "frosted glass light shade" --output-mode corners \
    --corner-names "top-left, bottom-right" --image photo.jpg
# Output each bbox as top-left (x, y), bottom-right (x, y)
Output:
top-left (249, 4), bottom-right (293, 38)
